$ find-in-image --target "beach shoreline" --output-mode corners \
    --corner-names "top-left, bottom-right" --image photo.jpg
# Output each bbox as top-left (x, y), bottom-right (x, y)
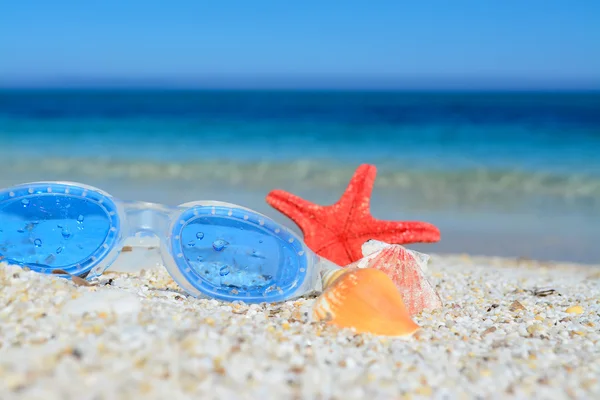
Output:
top-left (1, 253), bottom-right (598, 399)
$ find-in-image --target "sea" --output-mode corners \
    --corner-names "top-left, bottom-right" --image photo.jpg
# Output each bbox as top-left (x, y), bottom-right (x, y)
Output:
top-left (0, 89), bottom-right (598, 264)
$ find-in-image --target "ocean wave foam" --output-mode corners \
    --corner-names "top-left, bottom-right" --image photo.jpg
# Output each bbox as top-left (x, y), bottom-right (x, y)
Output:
top-left (3, 157), bottom-right (599, 200)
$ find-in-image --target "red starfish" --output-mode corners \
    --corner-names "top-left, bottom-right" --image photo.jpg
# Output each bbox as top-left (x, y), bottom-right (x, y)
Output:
top-left (265, 164), bottom-right (441, 266)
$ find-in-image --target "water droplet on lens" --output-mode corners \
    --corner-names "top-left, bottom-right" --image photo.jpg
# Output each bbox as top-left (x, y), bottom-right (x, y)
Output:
top-left (219, 266), bottom-right (230, 276)
top-left (196, 232), bottom-right (204, 240)
top-left (76, 215), bottom-right (84, 230)
top-left (34, 239), bottom-right (42, 247)
top-left (56, 246), bottom-right (63, 254)
top-left (21, 199), bottom-right (29, 207)
top-left (251, 249), bottom-right (266, 259)
top-left (187, 240), bottom-right (195, 247)
top-left (61, 228), bottom-right (71, 239)
top-left (212, 239), bottom-right (228, 251)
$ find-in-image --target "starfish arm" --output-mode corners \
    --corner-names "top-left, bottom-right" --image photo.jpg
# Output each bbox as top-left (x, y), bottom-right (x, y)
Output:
top-left (265, 189), bottom-right (323, 232)
top-left (354, 220), bottom-right (441, 244)
top-left (336, 164), bottom-right (377, 212)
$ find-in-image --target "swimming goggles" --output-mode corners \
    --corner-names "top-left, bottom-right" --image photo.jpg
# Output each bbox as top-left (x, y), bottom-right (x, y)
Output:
top-left (0, 181), bottom-right (339, 303)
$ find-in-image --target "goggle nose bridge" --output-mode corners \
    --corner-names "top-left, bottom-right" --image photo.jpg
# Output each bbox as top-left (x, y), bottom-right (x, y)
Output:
top-left (122, 201), bottom-right (176, 238)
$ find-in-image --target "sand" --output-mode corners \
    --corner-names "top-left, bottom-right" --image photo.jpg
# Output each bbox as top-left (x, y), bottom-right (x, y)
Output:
top-left (0, 253), bottom-right (599, 400)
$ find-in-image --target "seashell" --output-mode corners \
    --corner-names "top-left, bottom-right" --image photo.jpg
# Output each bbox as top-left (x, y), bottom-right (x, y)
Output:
top-left (350, 241), bottom-right (442, 316)
top-left (361, 239), bottom-right (390, 257)
top-left (320, 268), bottom-right (346, 288)
top-left (313, 267), bottom-right (420, 338)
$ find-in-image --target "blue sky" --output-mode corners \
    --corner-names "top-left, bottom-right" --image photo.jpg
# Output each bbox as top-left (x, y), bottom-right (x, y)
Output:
top-left (1, 1), bottom-right (599, 89)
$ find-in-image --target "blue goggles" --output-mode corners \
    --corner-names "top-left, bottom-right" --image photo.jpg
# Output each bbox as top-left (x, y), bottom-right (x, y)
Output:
top-left (0, 181), bottom-right (336, 303)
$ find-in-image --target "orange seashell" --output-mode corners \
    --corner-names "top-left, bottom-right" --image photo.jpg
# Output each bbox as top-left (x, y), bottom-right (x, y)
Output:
top-left (313, 267), bottom-right (420, 338)
top-left (351, 242), bottom-right (442, 316)
top-left (320, 268), bottom-right (346, 289)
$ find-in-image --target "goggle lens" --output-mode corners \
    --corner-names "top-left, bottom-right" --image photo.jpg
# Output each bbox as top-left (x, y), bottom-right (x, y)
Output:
top-left (0, 184), bottom-right (120, 276)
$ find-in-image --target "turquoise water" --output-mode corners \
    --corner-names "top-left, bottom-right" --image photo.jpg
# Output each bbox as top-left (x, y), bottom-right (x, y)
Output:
top-left (0, 90), bottom-right (598, 263)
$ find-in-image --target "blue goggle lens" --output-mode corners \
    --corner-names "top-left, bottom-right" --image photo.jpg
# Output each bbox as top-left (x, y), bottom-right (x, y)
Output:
top-left (0, 185), bottom-right (118, 276)
top-left (173, 206), bottom-right (308, 303)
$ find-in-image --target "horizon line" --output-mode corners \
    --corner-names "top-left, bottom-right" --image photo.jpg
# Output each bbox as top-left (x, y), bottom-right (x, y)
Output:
top-left (1, 86), bottom-right (599, 93)
top-left (1, 74), bottom-right (600, 92)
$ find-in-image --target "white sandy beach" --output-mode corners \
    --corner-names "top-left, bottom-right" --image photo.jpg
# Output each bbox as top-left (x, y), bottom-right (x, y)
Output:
top-left (1, 252), bottom-right (599, 400)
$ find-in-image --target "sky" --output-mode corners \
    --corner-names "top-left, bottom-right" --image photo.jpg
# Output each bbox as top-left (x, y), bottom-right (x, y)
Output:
top-left (1, 1), bottom-right (600, 90)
